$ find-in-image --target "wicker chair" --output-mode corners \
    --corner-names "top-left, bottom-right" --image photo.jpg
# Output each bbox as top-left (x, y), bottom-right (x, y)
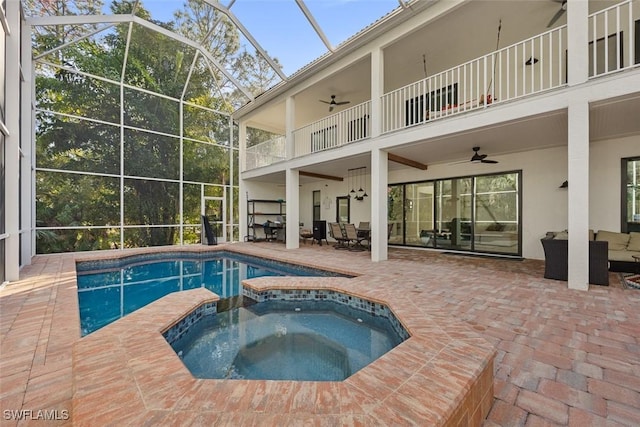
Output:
top-left (540, 237), bottom-right (609, 285)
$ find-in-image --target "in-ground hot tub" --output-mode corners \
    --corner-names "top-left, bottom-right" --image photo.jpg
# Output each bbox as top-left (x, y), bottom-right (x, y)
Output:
top-left (73, 255), bottom-right (496, 426)
top-left (164, 296), bottom-right (409, 381)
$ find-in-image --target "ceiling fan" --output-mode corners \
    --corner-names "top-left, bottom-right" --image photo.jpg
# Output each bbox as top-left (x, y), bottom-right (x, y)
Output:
top-left (547, 0), bottom-right (567, 28)
top-left (320, 95), bottom-right (350, 112)
top-left (470, 146), bottom-right (498, 164)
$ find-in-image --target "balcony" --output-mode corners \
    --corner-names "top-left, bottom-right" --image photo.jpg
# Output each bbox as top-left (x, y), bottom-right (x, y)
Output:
top-left (245, 136), bottom-right (286, 170)
top-left (243, 0), bottom-right (638, 171)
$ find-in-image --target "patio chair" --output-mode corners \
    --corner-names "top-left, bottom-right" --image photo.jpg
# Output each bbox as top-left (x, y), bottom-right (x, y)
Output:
top-left (329, 222), bottom-right (349, 249)
top-left (357, 222), bottom-right (370, 249)
top-left (344, 223), bottom-right (366, 251)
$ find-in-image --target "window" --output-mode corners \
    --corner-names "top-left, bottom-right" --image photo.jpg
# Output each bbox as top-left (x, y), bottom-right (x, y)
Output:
top-left (589, 32), bottom-right (624, 76)
top-left (310, 125), bottom-right (337, 152)
top-left (404, 83), bottom-right (458, 126)
top-left (336, 196), bottom-right (350, 224)
top-left (347, 115), bottom-right (368, 142)
top-left (622, 157), bottom-right (640, 232)
top-left (312, 190), bottom-right (320, 222)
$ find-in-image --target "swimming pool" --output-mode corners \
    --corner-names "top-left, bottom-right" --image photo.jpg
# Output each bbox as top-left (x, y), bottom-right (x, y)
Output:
top-left (168, 299), bottom-right (407, 381)
top-left (76, 251), bottom-right (349, 336)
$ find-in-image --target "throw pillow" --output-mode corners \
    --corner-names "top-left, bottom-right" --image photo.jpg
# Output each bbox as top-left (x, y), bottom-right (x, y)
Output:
top-left (627, 232), bottom-right (640, 252)
top-left (554, 231), bottom-right (569, 240)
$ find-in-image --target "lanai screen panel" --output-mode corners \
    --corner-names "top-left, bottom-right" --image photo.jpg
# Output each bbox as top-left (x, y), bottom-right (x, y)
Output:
top-left (31, 6), bottom-right (243, 253)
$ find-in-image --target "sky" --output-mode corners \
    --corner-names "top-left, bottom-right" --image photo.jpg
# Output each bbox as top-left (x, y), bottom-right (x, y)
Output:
top-left (134, 0), bottom-right (400, 76)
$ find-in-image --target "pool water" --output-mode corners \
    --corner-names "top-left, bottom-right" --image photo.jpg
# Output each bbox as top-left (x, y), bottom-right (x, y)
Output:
top-left (76, 251), bottom-right (347, 336)
top-left (170, 300), bottom-right (405, 381)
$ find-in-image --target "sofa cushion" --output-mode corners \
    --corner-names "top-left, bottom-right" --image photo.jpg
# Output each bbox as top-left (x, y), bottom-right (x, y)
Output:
top-left (627, 232), bottom-right (640, 252)
top-left (608, 249), bottom-right (640, 263)
top-left (554, 231), bottom-right (569, 240)
top-left (596, 230), bottom-right (630, 251)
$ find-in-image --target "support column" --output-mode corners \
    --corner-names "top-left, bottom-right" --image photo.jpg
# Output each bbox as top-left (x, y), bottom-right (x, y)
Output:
top-left (567, 96), bottom-right (589, 291)
top-left (228, 115), bottom-right (234, 242)
top-left (5, 0), bottom-right (21, 281)
top-left (371, 149), bottom-right (388, 262)
top-left (20, 18), bottom-right (33, 265)
top-left (567, 0), bottom-right (589, 85)
top-left (370, 47), bottom-right (384, 138)
top-left (285, 168), bottom-right (300, 249)
top-left (238, 121), bottom-right (247, 241)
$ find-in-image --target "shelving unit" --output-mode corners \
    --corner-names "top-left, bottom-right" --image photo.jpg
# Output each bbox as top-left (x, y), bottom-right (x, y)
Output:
top-left (246, 199), bottom-right (286, 242)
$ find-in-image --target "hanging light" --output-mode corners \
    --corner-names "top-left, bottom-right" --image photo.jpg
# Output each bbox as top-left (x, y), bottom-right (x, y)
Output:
top-left (362, 167), bottom-right (368, 198)
top-left (349, 168), bottom-right (356, 195)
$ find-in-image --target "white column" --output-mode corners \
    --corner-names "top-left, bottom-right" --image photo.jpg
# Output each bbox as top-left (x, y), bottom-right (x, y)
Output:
top-left (370, 47), bottom-right (384, 138)
top-left (371, 149), bottom-right (388, 262)
top-left (567, 96), bottom-right (589, 291)
top-left (227, 115), bottom-right (234, 242)
top-left (567, 0), bottom-right (589, 85)
top-left (238, 121), bottom-right (247, 240)
top-left (20, 17), bottom-right (33, 264)
top-left (285, 168), bottom-right (300, 249)
top-left (285, 96), bottom-right (295, 159)
top-left (5, 0), bottom-right (21, 280)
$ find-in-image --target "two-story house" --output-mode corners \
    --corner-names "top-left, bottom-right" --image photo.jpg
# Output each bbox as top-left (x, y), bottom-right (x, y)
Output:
top-left (236, 0), bottom-right (640, 290)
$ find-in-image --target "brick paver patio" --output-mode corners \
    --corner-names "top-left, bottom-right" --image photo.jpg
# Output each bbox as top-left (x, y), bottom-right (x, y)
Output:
top-left (1, 243), bottom-right (639, 426)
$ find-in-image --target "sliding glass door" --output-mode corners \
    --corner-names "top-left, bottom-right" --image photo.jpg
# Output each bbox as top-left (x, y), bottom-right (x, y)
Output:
top-left (388, 185), bottom-right (404, 244)
top-left (623, 157), bottom-right (640, 233)
top-left (474, 173), bottom-right (519, 254)
top-left (434, 178), bottom-right (472, 250)
top-left (388, 171), bottom-right (521, 256)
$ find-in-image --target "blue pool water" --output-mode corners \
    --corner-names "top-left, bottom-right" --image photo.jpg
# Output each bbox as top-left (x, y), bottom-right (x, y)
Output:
top-left (76, 251), bottom-right (347, 336)
top-left (169, 300), bottom-right (405, 381)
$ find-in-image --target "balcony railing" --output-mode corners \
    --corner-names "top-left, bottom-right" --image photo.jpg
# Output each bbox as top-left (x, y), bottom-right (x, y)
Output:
top-left (243, 0), bottom-right (638, 171)
top-left (293, 100), bottom-right (371, 157)
top-left (381, 25), bottom-right (568, 133)
top-left (245, 135), bottom-right (286, 170)
top-left (588, 0), bottom-right (637, 78)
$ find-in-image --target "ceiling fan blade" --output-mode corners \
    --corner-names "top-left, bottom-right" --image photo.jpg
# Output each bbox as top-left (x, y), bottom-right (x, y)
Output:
top-left (335, 101), bottom-right (350, 106)
top-left (547, 5), bottom-right (566, 27)
top-left (481, 159), bottom-right (499, 164)
top-left (319, 99), bottom-right (331, 104)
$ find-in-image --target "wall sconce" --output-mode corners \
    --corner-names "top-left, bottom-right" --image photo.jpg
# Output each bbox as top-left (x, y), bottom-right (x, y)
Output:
top-left (348, 167), bottom-right (368, 201)
top-left (559, 180), bottom-right (568, 188)
top-left (525, 56), bottom-right (539, 66)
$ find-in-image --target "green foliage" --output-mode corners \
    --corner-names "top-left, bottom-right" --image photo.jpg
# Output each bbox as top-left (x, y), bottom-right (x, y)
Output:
top-left (33, 0), bottom-right (273, 253)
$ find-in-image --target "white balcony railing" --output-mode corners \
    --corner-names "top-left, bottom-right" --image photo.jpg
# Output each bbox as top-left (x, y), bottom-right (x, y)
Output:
top-left (244, 0), bottom-right (638, 170)
top-left (245, 135), bottom-right (286, 170)
top-left (381, 25), bottom-right (568, 133)
top-left (293, 100), bottom-right (371, 157)
top-left (588, 0), bottom-right (638, 78)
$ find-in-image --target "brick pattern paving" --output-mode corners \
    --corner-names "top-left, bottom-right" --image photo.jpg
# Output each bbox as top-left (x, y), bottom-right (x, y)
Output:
top-left (1, 243), bottom-right (639, 426)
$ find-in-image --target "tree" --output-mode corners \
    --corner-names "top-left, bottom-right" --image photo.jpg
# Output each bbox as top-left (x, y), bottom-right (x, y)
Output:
top-left (33, 0), bottom-right (281, 253)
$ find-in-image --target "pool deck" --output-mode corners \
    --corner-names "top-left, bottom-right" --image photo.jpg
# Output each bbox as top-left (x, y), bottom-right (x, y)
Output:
top-left (1, 242), bottom-right (640, 426)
